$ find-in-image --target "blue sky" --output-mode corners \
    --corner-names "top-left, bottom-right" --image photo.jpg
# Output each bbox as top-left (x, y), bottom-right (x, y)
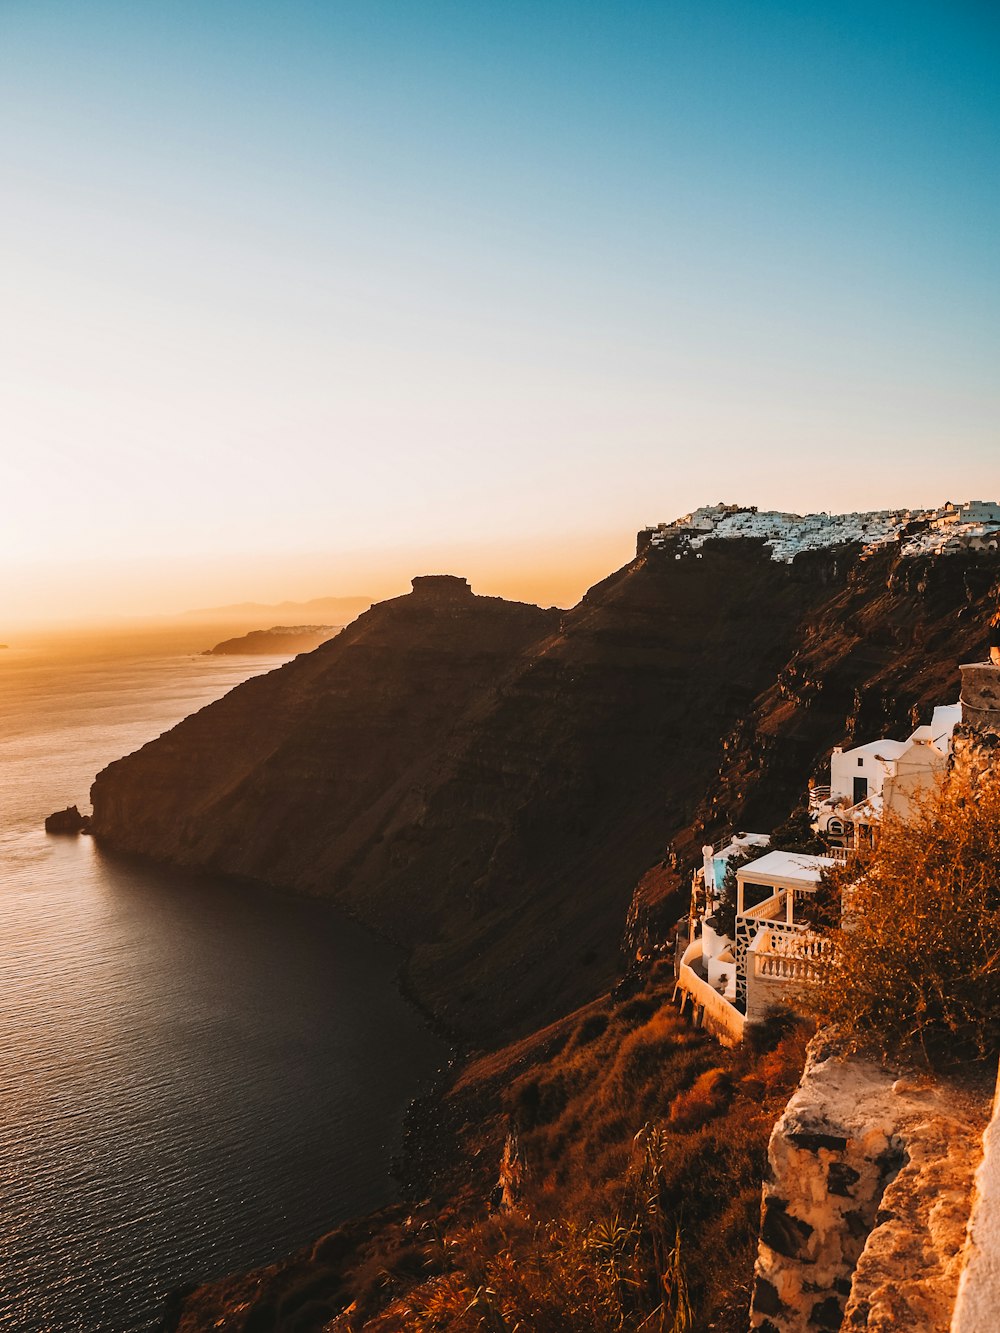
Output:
top-left (2, 1), bottom-right (999, 621)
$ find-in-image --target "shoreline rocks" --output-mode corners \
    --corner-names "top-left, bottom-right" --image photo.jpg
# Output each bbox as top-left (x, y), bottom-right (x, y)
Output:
top-left (44, 805), bottom-right (91, 835)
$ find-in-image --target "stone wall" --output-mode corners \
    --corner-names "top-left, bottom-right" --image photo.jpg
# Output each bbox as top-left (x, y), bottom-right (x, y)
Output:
top-left (751, 1039), bottom-right (990, 1333)
top-left (959, 662), bottom-right (1000, 735)
top-left (951, 1068), bottom-right (1000, 1333)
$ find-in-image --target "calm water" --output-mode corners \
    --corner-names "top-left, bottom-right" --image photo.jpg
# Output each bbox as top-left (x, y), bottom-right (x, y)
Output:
top-left (0, 643), bottom-right (446, 1332)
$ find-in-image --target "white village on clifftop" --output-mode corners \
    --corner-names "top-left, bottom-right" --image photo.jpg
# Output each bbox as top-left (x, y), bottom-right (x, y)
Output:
top-left (641, 498), bottom-right (1000, 563)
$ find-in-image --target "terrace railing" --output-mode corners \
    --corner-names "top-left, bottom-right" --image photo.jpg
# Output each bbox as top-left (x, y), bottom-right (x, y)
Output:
top-left (675, 941), bottom-right (746, 1047)
top-left (752, 929), bottom-right (833, 984)
top-left (741, 891), bottom-right (789, 923)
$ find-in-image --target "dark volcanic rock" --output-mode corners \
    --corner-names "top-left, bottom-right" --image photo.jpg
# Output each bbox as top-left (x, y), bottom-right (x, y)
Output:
top-left (410, 574), bottom-right (474, 600)
top-left (45, 805), bottom-right (90, 834)
top-left (90, 546), bottom-right (1000, 1040)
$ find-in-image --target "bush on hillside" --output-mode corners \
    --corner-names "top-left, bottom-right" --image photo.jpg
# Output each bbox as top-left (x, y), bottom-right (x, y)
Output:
top-left (810, 761), bottom-right (1000, 1064)
top-left (769, 804), bottom-right (825, 855)
top-left (668, 1068), bottom-right (732, 1131)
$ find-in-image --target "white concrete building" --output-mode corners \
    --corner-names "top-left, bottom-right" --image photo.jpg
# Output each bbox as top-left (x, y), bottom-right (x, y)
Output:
top-left (810, 704), bottom-right (961, 846)
top-left (641, 499), bottom-right (1000, 563)
top-left (676, 837), bottom-right (839, 1030)
top-left (673, 660), bottom-right (982, 1041)
top-left (732, 850), bottom-right (837, 1017)
top-left (691, 833), bottom-right (771, 1001)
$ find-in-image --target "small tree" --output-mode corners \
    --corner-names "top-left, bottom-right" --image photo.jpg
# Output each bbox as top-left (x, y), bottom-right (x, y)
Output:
top-left (769, 804), bottom-right (825, 856)
top-left (707, 853), bottom-right (746, 940)
top-left (709, 846), bottom-right (770, 940)
top-left (810, 760), bottom-right (1000, 1065)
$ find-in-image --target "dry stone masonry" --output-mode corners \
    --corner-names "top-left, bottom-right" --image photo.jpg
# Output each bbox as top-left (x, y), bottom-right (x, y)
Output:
top-left (751, 1040), bottom-right (990, 1333)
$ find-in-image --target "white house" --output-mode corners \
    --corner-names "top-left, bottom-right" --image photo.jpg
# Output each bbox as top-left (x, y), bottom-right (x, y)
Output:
top-left (696, 833), bottom-right (771, 999)
top-left (732, 851), bottom-right (837, 1017)
top-left (673, 667), bottom-right (978, 1040)
top-left (675, 836), bottom-right (841, 1034)
top-left (810, 703), bottom-right (960, 846)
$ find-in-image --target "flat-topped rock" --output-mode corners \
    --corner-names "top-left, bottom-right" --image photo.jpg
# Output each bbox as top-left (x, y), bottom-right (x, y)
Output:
top-left (410, 575), bottom-right (474, 599)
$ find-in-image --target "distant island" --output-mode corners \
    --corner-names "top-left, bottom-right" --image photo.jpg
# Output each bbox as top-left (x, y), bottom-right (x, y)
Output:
top-left (204, 624), bottom-right (341, 656)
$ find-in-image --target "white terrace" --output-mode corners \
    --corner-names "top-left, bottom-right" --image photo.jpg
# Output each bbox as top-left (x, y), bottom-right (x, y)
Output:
top-left (733, 851), bottom-right (837, 1014)
top-left (678, 844), bottom-right (842, 1035)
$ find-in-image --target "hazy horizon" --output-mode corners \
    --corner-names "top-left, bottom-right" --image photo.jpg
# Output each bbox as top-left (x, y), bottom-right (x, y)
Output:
top-left (4, 1), bottom-right (999, 630)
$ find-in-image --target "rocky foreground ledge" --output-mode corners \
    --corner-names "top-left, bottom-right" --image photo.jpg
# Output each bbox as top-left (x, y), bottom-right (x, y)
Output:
top-left (751, 1037), bottom-right (995, 1333)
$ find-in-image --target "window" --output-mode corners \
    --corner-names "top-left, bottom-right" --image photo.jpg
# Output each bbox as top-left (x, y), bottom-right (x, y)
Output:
top-left (853, 775), bottom-right (869, 804)
top-left (858, 757), bottom-right (864, 767)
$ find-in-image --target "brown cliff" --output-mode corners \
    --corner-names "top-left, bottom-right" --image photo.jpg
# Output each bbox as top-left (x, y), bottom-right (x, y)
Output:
top-left (91, 546), bottom-right (1000, 1041)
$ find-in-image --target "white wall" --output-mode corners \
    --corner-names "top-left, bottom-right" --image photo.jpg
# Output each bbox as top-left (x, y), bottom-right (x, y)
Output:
top-left (951, 1065), bottom-right (1000, 1333)
top-left (830, 748), bottom-right (893, 804)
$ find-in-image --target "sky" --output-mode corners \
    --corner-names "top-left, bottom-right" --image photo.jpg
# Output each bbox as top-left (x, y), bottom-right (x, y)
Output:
top-left (2, 0), bottom-right (999, 626)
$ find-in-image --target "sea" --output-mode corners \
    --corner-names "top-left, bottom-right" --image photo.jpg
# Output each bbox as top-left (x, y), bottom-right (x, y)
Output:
top-left (0, 633), bottom-right (447, 1332)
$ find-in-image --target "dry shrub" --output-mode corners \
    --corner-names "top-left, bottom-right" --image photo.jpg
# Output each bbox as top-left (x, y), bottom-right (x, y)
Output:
top-left (572, 1012), bottom-right (610, 1046)
top-left (616, 995), bottom-right (659, 1026)
top-left (812, 761), bottom-right (1000, 1065)
top-left (667, 1067), bottom-right (732, 1131)
top-left (328, 984), bottom-right (810, 1332)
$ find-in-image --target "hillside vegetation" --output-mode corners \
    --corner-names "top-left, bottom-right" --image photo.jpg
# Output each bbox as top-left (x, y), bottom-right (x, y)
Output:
top-left (812, 760), bottom-right (1000, 1065)
top-left (169, 966), bottom-right (811, 1333)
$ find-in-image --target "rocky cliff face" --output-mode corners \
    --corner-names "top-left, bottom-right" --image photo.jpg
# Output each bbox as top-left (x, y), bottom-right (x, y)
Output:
top-left (751, 1039), bottom-right (991, 1333)
top-left (632, 543), bottom-right (1000, 936)
top-left (91, 545), bottom-right (1000, 1039)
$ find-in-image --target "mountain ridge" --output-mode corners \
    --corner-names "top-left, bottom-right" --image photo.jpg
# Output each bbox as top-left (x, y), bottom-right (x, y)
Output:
top-left (89, 536), bottom-right (1000, 1040)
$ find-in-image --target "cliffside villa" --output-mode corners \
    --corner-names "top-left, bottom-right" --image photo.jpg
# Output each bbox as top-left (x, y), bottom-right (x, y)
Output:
top-left (674, 634), bottom-right (1000, 1043)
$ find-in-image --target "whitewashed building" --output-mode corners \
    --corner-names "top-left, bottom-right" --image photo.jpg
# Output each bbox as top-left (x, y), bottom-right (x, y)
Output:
top-left (810, 703), bottom-right (961, 846)
top-left (733, 851), bottom-right (837, 1020)
top-left (641, 499), bottom-right (1000, 563)
top-left (677, 841), bottom-right (838, 1032)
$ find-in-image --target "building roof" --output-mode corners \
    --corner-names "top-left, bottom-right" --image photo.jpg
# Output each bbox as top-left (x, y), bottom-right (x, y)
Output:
top-left (840, 739), bottom-right (908, 762)
top-left (713, 832), bottom-right (770, 861)
top-left (737, 849), bottom-right (836, 887)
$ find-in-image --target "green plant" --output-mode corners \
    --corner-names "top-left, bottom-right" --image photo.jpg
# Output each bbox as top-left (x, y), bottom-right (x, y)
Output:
top-left (710, 846), bottom-right (769, 939)
top-left (769, 804), bottom-right (825, 855)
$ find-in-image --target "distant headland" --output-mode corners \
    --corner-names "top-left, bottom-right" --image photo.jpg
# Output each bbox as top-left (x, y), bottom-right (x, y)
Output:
top-left (203, 625), bottom-right (341, 656)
